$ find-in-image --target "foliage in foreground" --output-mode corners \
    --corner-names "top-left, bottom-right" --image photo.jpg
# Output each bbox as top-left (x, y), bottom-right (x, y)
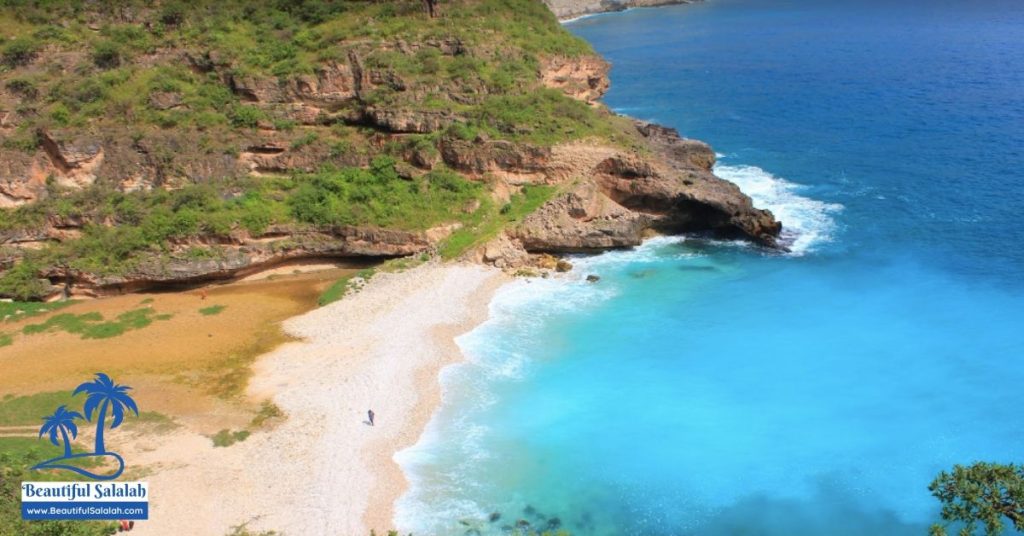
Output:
top-left (0, 450), bottom-right (116, 536)
top-left (929, 462), bottom-right (1024, 536)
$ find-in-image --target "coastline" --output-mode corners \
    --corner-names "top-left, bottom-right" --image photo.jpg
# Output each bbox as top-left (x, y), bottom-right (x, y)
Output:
top-left (548, 0), bottom-right (699, 22)
top-left (131, 263), bottom-right (508, 535)
top-left (362, 267), bottom-right (509, 532)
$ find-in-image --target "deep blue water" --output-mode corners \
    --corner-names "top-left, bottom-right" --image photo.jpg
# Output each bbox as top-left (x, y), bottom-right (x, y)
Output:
top-left (396, 1), bottom-right (1024, 534)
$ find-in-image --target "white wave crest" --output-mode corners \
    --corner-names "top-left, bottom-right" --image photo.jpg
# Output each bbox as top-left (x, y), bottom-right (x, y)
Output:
top-left (714, 163), bottom-right (842, 255)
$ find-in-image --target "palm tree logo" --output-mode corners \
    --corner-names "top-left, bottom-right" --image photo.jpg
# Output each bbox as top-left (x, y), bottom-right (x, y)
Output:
top-left (39, 406), bottom-right (84, 459)
top-left (32, 373), bottom-right (139, 480)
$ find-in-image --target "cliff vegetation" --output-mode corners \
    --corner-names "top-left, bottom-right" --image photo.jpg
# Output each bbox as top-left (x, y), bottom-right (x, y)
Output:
top-left (0, 0), bottom-right (779, 300)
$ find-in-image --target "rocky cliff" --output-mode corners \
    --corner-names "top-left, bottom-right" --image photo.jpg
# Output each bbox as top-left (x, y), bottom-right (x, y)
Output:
top-left (543, 0), bottom-right (700, 21)
top-left (0, 0), bottom-right (778, 300)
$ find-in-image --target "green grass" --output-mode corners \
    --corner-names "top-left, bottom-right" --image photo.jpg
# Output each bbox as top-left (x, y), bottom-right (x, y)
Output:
top-left (199, 304), bottom-right (227, 316)
top-left (289, 157), bottom-right (483, 229)
top-left (1, 439), bottom-right (116, 535)
top-left (0, 301), bottom-right (73, 323)
top-left (211, 428), bottom-right (250, 447)
top-left (318, 268), bottom-right (377, 306)
top-left (440, 185), bottom-right (556, 260)
top-left (249, 401), bottom-right (284, 428)
top-left (20, 307), bottom-right (171, 340)
top-left (0, 391), bottom-right (80, 427)
top-left (0, 333), bottom-right (10, 347)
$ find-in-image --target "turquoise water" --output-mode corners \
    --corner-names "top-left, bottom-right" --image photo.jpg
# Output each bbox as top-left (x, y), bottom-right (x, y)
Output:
top-left (396, 1), bottom-right (1024, 534)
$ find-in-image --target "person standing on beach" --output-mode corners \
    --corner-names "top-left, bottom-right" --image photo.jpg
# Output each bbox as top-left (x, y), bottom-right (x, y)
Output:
top-left (368, 409), bottom-right (375, 426)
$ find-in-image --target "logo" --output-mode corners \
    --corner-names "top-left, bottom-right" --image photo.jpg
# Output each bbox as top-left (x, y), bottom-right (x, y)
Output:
top-left (33, 372), bottom-right (137, 480)
top-left (21, 373), bottom-right (148, 521)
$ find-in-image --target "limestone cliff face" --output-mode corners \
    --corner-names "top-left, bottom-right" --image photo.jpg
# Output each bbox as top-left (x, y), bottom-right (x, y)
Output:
top-left (543, 0), bottom-right (700, 21)
top-left (42, 225), bottom-right (435, 297)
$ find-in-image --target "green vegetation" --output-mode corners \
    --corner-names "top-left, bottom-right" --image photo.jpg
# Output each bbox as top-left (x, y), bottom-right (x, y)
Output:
top-left (929, 462), bottom-right (1024, 536)
top-left (318, 268), bottom-right (377, 306)
top-left (441, 184), bottom-right (556, 259)
top-left (211, 428), bottom-right (251, 447)
top-left (21, 307), bottom-right (171, 340)
top-left (0, 262), bottom-right (52, 301)
top-left (250, 401), bottom-right (284, 429)
top-left (289, 157), bottom-right (482, 229)
top-left (0, 0), bottom-right (621, 300)
top-left (459, 90), bottom-right (622, 146)
top-left (1, 157), bottom-right (485, 299)
top-left (0, 301), bottom-right (72, 323)
top-left (0, 333), bottom-right (10, 347)
top-left (0, 391), bottom-right (79, 426)
top-left (199, 304), bottom-right (227, 316)
top-left (1, 443), bottom-right (116, 535)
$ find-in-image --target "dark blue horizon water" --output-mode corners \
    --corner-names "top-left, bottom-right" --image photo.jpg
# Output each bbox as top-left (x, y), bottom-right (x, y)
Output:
top-left (396, 2), bottom-right (1024, 535)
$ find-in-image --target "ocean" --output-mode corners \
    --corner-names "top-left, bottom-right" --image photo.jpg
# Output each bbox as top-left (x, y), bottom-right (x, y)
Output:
top-left (396, 1), bottom-right (1024, 534)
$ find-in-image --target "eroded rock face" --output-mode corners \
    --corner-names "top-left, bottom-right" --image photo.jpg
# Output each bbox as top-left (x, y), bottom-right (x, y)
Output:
top-left (38, 225), bottom-right (433, 297)
top-left (540, 55), bottom-right (610, 104)
top-left (514, 181), bottom-right (651, 251)
top-left (440, 138), bottom-right (552, 181)
top-left (500, 121), bottom-right (782, 260)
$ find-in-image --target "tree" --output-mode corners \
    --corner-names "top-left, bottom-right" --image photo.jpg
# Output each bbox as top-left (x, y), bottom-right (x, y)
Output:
top-left (929, 462), bottom-right (1024, 536)
top-left (38, 406), bottom-right (83, 459)
top-left (73, 373), bottom-right (138, 454)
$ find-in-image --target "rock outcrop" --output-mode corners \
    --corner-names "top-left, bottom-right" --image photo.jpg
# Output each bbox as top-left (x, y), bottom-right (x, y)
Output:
top-left (502, 123), bottom-right (780, 260)
top-left (38, 225), bottom-right (435, 297)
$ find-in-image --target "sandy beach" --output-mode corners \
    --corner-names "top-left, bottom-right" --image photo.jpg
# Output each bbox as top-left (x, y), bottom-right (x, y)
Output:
top-left (128, 263), bottom-right (507, 535)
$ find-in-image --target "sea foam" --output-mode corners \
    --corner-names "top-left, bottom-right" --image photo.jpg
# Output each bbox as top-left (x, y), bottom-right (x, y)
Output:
top-left (714, 163), bottom-right (843, 255)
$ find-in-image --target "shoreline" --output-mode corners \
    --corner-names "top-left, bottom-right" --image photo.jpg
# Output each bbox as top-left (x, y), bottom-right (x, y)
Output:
top-left (551, 0), bottom-right (699, 23)
top-left (131, 263), bottom-right (508, 535)
top-left (362, 267), bottom-right (509, 533)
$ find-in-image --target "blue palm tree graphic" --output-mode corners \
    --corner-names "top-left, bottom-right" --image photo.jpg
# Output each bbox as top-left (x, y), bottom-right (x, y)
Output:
top-left (32, 373), bottom-right (139, 480)
top-left (74, 372), bottom-right (139, 455)
top-left (38, 405), bottom-right (83, 458)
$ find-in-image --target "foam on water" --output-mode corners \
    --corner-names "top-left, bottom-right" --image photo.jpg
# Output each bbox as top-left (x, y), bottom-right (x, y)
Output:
top-left (714, 163), bottom-right (842, 255)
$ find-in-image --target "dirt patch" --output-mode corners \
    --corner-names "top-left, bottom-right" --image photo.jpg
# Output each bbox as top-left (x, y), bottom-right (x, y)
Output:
top-left (0, 264), bottom-right (368, 432)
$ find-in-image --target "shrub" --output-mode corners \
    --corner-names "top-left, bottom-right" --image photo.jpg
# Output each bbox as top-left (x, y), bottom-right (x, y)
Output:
top-left (49, 103), bottom-right (70, 125)
top-left (0, 261), bottom-right (50, 301)
top-left (5, 78), bottom-right (37, 99)
top-left (228, 105), bottom-right (266, 128)
top-left (91, 40), bottom-right (122, 68)
top-left (160, 2), bottom-right (186, 26)
top-left (1, 36), bottom-right (39, 67)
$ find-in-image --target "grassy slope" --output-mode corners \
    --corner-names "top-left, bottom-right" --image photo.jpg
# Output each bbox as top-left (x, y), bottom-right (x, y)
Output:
top-left (0, 0), bottom-right (625, 299)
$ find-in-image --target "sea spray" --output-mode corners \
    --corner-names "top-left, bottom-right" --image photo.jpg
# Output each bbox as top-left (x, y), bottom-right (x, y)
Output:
top-left (714, 163), bottom-right (843, 255)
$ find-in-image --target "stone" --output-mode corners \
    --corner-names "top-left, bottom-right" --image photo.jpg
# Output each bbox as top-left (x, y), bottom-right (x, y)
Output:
top-left (148, 91), bottom-right (184, 110)
top-left (555, 259), bottom-right (573, 272)
top-left (586, 274), bottom-right (600, 283)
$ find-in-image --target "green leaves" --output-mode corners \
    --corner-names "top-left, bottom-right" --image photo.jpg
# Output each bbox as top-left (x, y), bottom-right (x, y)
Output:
top-left (929, 462), bottom-right (1024, 536)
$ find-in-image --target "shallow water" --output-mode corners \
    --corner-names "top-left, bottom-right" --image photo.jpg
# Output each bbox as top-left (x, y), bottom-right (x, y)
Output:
top-left (396, 1), bottom-right (1024, 534)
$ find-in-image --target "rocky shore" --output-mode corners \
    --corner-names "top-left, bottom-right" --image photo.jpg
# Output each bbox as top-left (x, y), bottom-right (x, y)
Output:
top-left (544, 0), bottom-right (701, 21)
